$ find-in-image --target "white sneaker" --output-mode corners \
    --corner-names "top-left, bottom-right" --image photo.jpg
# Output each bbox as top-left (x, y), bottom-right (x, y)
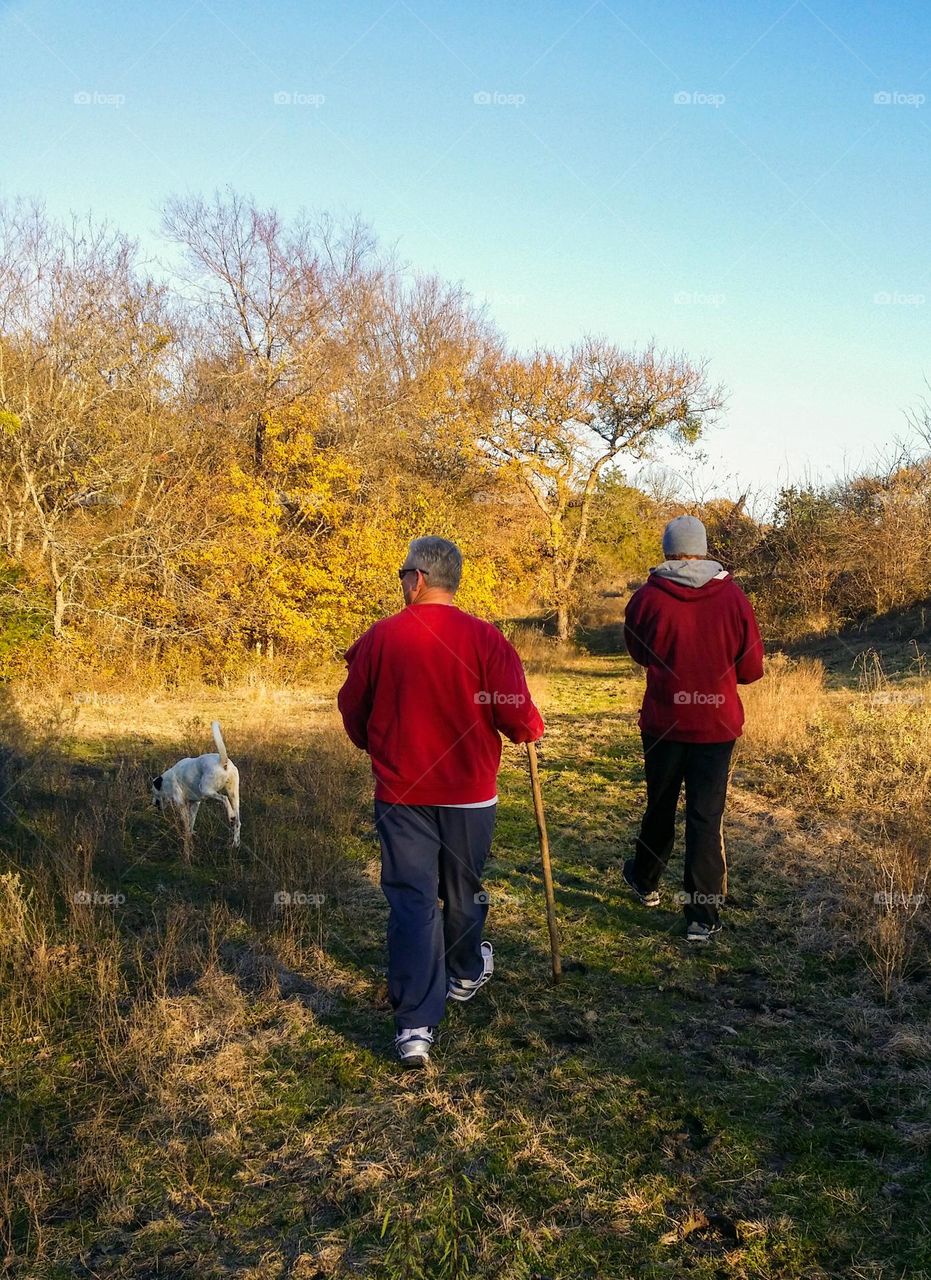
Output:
top-left (395, 1026), bottom-right (434, 1066)
top-left (686, 921), bottom-right (722, 944)
top-left (622, 859), bottom-right (661, 908)
top-left (447, 941), bottom-right (494, 1002)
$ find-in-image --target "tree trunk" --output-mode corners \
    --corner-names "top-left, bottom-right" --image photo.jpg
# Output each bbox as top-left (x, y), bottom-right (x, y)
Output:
top-left (53, 579), bottom-right (65, 638)
top-left (549, 514), bottom-right (569, 644)
top-left (49, 550), bottom-right (65, 638)
top-left (13, 480), bottom-right (28, 557)
top-left (254, 411), bottom-right (267, 471)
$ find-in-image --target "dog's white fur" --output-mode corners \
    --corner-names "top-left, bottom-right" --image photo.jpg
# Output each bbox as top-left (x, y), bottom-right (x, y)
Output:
top-left (152, 721), bottom-right (240, 855)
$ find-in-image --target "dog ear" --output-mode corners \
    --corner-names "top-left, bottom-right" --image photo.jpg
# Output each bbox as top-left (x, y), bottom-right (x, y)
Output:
top-left (152, 775), bottom-right (163, 790)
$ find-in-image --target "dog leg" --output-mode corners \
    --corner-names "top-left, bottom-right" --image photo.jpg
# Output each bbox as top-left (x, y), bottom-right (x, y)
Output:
top-left (220, 790), bottom-right (241, 847)
top-left (226, 770), bottom-right (241, 847)
top-left (181, 801), bottom-right (200, 861)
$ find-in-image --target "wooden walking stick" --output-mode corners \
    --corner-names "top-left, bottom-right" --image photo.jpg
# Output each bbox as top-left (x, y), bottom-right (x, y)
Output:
top-left (526, 740), bottom-right (562, 984)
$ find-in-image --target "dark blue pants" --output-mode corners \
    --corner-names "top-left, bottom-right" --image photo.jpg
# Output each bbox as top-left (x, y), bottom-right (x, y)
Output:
top-left (374, 801), bottom-right (497, 1030)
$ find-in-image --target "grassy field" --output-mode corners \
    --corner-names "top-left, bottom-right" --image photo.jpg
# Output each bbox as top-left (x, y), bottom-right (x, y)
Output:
top-left (1, 648), bottom-right (930, 1278)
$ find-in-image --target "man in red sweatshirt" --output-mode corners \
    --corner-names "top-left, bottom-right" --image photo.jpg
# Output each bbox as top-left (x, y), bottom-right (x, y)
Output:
top-left (338, 536), bottom-right (544, 1066)
top-left (623, 515), bottom-right (763, 943)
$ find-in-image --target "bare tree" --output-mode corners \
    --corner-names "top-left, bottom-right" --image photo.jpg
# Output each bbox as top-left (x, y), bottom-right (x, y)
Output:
top-left (0, 200), bottom-right (180, 638)
top-left (481, 338), bottom-right (725, 640)
top-left (162, 190), bottom-right (377, 471)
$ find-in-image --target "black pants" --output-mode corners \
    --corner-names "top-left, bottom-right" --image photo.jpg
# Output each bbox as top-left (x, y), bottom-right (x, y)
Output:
top-left (374, 801), bottom-right (496, 1030)
top-left (632, 733), bottom-right (735, 926)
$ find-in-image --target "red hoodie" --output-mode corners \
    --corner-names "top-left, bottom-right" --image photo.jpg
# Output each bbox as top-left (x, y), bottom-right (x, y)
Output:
top-left (624, 569), bottom-right (764, 743)
top-left (337, 604), bottom-right (544, 805)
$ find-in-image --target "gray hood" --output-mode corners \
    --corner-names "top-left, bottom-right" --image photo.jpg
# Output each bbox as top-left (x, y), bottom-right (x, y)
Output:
top-left (649, 558), bottom-right (728, 588)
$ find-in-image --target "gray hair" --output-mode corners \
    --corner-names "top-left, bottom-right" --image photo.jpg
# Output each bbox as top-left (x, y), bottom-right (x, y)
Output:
top-left (407, 536), bottom-right (462, 592)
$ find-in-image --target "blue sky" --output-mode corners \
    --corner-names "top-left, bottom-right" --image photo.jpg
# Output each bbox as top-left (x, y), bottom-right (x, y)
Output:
top-left (2, 0), bottom-right (930, 504)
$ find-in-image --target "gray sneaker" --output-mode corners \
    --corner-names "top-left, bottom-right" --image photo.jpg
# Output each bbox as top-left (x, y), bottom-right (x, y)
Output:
top-left (395, 1026), bottom-right (434, 1066)
top-left (686, 921), bottom-right (723, 944)
top-left (622, 859), bottom-right (661, 908)
top-left (447, 941), bottom-right (494, 1002)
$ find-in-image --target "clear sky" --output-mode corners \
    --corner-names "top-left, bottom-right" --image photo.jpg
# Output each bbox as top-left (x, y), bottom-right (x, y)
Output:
top-left (2, 0), bottom-right (930, 504)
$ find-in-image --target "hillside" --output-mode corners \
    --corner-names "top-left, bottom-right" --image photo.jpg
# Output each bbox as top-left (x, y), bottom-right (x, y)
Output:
top-left (787, 600), bottom-right (931, 685)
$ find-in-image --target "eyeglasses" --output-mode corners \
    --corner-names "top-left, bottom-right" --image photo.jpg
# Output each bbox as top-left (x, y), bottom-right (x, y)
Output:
top-left (397, 566), bottom-right (429, 580)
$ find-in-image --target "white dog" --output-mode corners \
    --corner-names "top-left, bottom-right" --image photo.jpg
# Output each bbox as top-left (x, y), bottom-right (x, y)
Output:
top-left (152, 721), bottom-right (241, 855)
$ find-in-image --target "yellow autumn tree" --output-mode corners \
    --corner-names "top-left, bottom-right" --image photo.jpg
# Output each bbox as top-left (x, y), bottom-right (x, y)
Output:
top-left (194, 406), bottom-right (358, 660)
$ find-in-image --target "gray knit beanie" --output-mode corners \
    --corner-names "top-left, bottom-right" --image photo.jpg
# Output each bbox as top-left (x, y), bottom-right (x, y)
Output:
top-left (662, 514), bottom-right (707, 557)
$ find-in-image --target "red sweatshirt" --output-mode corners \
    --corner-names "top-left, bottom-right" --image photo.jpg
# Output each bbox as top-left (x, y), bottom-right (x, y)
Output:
top-left (337, 604), bottom-right (544, 805)
top-left (624, 571), bottom-right (764, 743)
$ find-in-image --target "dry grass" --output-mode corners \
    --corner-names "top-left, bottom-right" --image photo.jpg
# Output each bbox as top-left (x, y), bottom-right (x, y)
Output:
top-left (0, 683), bottom-right (382, 1275)
top-left (18, 680), bottom-right (339, 750)
top-left (505, 623), bottom-right (587, 675)
top-left (2, 652), bottom-right (931, 1275)
top-left (740, 653), bottom-right (828, 756)
top-left (738, 651), bottom-right (931, 997)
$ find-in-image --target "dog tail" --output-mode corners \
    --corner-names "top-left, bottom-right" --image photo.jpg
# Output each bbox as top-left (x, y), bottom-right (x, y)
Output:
top-left (211, 721), bottom-right (229, 767)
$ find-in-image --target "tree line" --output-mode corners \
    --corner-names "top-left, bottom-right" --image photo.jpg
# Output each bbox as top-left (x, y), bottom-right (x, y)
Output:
top-left (0, 191), bottom-right (926, 679)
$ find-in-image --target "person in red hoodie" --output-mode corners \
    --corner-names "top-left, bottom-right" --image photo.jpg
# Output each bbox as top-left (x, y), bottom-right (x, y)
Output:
top-left (623, 515), bottom-right (763, 943)
top-left (338, 536), bottom-right (544, 1066)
